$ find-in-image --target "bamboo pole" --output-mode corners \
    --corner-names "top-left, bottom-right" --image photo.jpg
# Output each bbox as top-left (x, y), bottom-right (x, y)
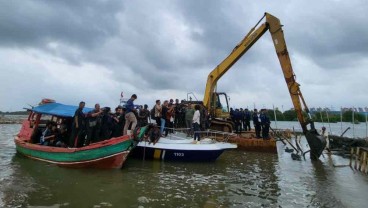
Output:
top-left (340, 107), bottom-right (343, 135)
top-left (320, 110), bottom-right (324, 126)
top-left (326, 110), bottom-right (332, 134)
top-left (354, 147), bottom-right (360, 170)
top-left (352, 107), bottom-right (355, 138)
top-left (349, 147), bottom-right (354, 167)
top-left (273, 104), bottom-right (278, 130)
top-left (365, 152), bottom-right (368, 174)
top-left (365, 109), bottom-right (367, 138)
top-left (360, 151), bottom-right (367, 172)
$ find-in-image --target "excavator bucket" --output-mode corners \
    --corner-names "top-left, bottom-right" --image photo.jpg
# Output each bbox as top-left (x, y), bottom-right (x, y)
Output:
top-left (305, 131), bottom-right (326, 160)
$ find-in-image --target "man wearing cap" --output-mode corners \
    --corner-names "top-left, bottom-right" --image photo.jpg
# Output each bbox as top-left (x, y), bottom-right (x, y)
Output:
top-left (123, 94), bottom-right (138, 135)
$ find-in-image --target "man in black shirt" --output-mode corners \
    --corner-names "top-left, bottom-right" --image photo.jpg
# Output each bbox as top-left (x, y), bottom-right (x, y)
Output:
top-left (86, 103), bottom-right (103, 144)
top-left (252, 109), bottom-right (262, 138)
top-left (69, 101), bottom-right (86, 147)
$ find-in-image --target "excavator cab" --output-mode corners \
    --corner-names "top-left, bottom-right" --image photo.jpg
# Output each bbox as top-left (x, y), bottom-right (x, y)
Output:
top-left (211, 92), bottom-right (230, 119)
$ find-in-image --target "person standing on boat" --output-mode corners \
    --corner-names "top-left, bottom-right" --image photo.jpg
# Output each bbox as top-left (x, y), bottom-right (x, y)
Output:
top-left (123, 94), bottom-right (138, 135)
top-left (192, 105), bottom-right (201, 144)
top-left (234, 109), bottom-right (242, 135)
top-left (252, 109), bottom-right (261, 138)
top-left (244, 108), bottom-right (251, 131)
top-left (185, 103), bottom-right (195, 137)
top-left (154, 100), bottom-right (162, 128)
top-left (138, 104), bottom-right (150, 127)
top-left (166, 103), bottom-right (175, 134)
top-left (160, 100), bottom-right (169, 137)
top-left (70, 101), bottom-right (86, 147)
top-left (85, 103), bottom-right (104, 144)
top-left (260, 109), bottom-right (271, 139)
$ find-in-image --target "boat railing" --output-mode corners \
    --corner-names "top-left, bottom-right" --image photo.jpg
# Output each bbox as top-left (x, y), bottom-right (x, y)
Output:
top-left (163, 127), bottom-right (237, 142)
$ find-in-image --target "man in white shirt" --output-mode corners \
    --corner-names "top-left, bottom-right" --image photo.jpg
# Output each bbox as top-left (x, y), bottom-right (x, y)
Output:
top-left (192, 105), bottom-right (201, 144)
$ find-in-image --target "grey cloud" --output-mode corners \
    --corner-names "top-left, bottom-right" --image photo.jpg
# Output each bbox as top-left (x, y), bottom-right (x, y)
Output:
top-left (1, 0), bottom-right (368, 111)
top-left (0, 0), bottom-right (123, 52)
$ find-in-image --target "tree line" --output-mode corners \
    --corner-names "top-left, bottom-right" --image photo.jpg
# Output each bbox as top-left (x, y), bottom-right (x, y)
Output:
top-left (0, 111), bottom-right (28, 115)
top-left (266, 109), bottom-right (367, 123)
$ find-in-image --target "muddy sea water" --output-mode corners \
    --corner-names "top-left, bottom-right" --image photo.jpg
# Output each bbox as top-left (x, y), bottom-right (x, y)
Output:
top-left (1, 123), bottom-right (368, 208)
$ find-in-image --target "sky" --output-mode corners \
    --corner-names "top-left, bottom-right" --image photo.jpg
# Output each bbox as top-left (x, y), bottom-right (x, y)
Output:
top-left (0, 0), bottom-right (367, 112)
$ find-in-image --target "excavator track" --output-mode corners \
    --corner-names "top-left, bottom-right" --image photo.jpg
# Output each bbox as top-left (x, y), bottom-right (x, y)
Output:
top-left (209, 119), bottom-right (234, 133)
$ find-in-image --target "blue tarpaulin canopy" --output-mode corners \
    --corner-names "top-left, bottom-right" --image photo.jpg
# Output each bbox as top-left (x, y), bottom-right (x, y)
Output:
top-left (31, 103), bottom-right (93, 118)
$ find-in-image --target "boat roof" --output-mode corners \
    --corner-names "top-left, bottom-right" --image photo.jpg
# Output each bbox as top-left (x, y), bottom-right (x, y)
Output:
top-left (31, 102), bottom-right (93, 118)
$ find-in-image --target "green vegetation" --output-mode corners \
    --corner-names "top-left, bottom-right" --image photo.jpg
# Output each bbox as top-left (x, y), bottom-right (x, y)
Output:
top-left (0, 111), bottom-right (28, 115)
top-left (265, 109), bottom-right (367, 123)
top-left (267, 109), bottom-right (285, 121)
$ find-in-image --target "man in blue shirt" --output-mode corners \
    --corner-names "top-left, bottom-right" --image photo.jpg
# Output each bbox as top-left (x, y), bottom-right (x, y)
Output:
top-left (244, 108), bottom-right (251, 131)
top-left (69, 101), bottom-right (86, 147)
top-left (123, 94), bottom-right (138, 135)
top-left (260, 109), bottom-right (271, 139)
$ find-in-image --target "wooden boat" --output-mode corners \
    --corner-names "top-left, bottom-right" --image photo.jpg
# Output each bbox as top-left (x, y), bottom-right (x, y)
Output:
top-left (226, 130), bottom-right (277, 153)
top-left (130, 128), bottom-right (237, 161)
top-left (14, 101), bottom-right (133, 168)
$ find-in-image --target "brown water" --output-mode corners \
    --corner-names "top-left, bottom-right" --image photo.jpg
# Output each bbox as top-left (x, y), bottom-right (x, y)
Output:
top-left (1, 124), bottom-right (368, 208)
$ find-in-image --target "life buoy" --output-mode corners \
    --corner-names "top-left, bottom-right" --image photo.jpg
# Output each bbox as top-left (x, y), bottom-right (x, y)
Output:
top-left (40, 98), bottom-right (55, 105)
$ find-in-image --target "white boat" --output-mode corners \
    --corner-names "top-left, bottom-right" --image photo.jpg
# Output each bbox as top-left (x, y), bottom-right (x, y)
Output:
top-left (130, 131), bottom-right (237, 161)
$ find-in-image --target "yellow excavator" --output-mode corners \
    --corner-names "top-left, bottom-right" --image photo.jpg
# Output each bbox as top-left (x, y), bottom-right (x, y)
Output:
top-left (201, 12), bottom-right (326, 160)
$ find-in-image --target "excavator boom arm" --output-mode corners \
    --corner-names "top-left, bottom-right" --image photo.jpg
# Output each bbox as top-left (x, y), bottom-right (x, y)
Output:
top-left (203, 22), bottom-right (268, 108)
top-left (266, 13), bottom-right (309, 132)
top-left (202, 13), bottom-right (326, 159)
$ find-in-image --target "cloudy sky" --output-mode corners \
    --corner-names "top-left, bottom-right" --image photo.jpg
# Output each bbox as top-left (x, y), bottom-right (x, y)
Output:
top-left (0, 0), bottom-right (367, 112)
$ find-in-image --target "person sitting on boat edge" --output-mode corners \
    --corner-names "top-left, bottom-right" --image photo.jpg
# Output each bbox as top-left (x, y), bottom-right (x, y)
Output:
top-left (192, 104), bottom-right (201, 144)
top-left (123, 94), bottom-right (138, 136)
top-left (69, 101), bottom-right (86, 147)
top-left (54, 124), bottom-right (68, 147)
top-left (40, 121), bottom-right (57, 146)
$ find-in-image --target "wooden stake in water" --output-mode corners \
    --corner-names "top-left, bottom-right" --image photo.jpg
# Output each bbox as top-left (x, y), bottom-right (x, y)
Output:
top-left (320, 110), bottom-right (325, 126)
top-left (340, 107), bottom-right (343, 135)
top-left (365, 108), bottom-right (368, 138)
top-left (326, 110), bottom-right (332, 134)
top-left (273, 104), bottom-right (278, 130)
top-left (352, 107), bottom-right (355, 138)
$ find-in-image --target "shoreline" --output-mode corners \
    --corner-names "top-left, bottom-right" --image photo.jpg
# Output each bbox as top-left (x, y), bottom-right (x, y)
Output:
top-left (0, 116), bottom-right (24, 124)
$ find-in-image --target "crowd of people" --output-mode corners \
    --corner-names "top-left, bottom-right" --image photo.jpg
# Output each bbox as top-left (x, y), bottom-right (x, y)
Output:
top-left (230, 108), bottom-right (271, 139)
top-left (36, 93), bottom-right (271, 148)
top-left (37, 94), bottom-right (203, 147)
top-left (152, 99), bottom-right (202, 143)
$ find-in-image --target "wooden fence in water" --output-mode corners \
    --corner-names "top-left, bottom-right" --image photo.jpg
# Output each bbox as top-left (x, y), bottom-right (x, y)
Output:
top-left (350, 147), bottom-right (368, 174)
